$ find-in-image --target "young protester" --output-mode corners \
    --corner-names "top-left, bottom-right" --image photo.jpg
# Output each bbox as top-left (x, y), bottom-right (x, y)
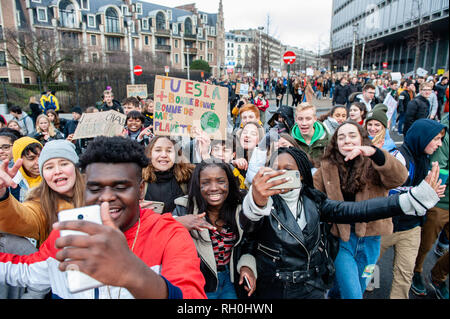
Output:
top-left (100, 90), bottom-right (124, 113)
top-left (291, 103), bottom-right (330, 168)
top-left (122, 111), bottom-right (153, 147)
top-left (7, 120), bottom-right (22, 134)
top-left (355, 84), bottom-right (378, 112)
top-left (397, 80), bottom-right (416, 135)
top-left (314, 121), bottom-right (408, 299)
top-left (234, 121), bottom-right (265, 178)
top-left (8, 105), bottom-right (34, 136)
top-left (64, 106), bottom-right (83, 138)
top-left (142, 136), bottom-right (194, 214)
top-left (0, 140), bottom-right (83, 247)
top-left (365, 104), bottom-right (397, 152)
top-left (319, 105), bottom-right (348, 136)
top-left (141, 96), bottom-right (154, 129)
top-left (33, 114), bottom-right (65, 146)
top-left (0, 130), bottom-right (22, 201)
top-left (29, 96), bottom-right (42, 126)
top-left (403, 82), bottom-right (434, 135)
top-left (236, 104), bottom-right (262, 130)
top-left (122, 97), bottom-right (141, 115)
top-left (240, 146), bottom-right (443, 299)
top-left (411, 113), bottom-right (449, 298)
top-left (267, 105), bottom-right (295, 135)
top-left (379, 119), bottom-right (447, 299)
top-left (172, 161), bottom-right (257, 299)
top-left (348, 102), bottom-right (367, 126)
top-left (46, 109), bottom-right (67, 135)
top-left (254, 90), bottom-right (269, 124)
top-left (0, 136), bottom-right (207, 299)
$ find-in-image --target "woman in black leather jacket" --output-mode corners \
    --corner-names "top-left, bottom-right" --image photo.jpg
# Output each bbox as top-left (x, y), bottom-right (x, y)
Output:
top-left (240, 147), bottom-right (442, 299)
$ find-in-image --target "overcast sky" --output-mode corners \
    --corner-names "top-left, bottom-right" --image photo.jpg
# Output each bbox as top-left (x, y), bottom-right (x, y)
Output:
top-left (142, 0), bottom-right (333, 52)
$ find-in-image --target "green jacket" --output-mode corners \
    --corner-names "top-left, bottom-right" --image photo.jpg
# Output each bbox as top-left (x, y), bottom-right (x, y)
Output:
top-left (430, 113), bottom-right (449, 210)
top-left (291, 121), bottom-right (330, 167)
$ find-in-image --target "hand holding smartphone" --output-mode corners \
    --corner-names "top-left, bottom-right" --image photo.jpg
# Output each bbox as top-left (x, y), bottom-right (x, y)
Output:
top-left (58, 205), bottom-right (104, 293)
top-left (267, 170), bottom-right (301, 190)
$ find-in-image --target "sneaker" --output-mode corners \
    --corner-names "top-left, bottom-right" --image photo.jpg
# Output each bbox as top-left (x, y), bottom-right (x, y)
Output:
top-left (429, 275), bottom-right (449, 299)
top-left (411, 272), bottom-right (427, 296)
top-left (434, 244), bottom-right (449, 257)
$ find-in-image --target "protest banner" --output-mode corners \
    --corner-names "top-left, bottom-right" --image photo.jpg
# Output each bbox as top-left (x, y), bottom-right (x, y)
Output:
top-left (153, 75), bottom-right (229, 140)
top-left (383, 93), bottom-right (398, 121)
top-left (236, 83), bottom-right (249, 95)
top-left (127, 84), bottom-right (148, 98)
top-left (72, 110), bottom-right (126, 140)
top-left (391, 72), bottom-right (402, 82)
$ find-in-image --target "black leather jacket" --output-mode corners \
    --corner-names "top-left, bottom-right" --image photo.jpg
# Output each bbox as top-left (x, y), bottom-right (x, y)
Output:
top-left (240, 190), bottom-right (404, 299)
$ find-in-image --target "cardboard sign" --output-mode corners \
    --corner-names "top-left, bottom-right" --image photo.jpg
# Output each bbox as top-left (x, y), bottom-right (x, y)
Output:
top-left (416, 68), bottom-right (428, 77)
top-left (236, 83), bottom-right (249, 95)
top-left (153, 75), bottom-right (229, 140)
top-left (73, 110), bottom-right (126, 140)
top-left (127, 84), bottom-right (148, 99)
top-left (306, 68), bottom-right (314, 76)
top-left (391, 72), bottom-right (402, 82)
top-left (383, 93), bottom-right (398, 121)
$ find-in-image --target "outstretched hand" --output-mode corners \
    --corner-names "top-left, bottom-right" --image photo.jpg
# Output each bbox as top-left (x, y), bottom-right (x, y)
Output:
top-left (176, 213), bottom-right (217, 232)
top-left (425, 162), bottom-right (446, 198)
top-left (0, 159), bottom-right (23, 197)
top-left (341, 146), bottom-right (376, 162)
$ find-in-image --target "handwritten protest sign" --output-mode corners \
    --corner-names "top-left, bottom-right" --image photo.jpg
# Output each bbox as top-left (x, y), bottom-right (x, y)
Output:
top-left (153, 75), bottom-right (228, 140)
top-left (236, 83), bottom-right (249, 95)
top-left (72, 110), bottom-right (126, 140)
top-left (127, 84), bottom-right (148, 99)
top-left (383, 93), bottom-right (398, 121)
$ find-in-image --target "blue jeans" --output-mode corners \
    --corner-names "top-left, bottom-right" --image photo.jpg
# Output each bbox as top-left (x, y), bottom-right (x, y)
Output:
top-left (329, 232), bottom-right (381, 299)
top-left (206, 266), bottom-right (238, 299)
top-left (397, 113), bottom-right (406, 134)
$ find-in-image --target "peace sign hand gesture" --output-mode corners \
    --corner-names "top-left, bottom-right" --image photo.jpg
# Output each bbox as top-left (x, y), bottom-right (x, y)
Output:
top-left (0, 158), bottom-right (23, 197)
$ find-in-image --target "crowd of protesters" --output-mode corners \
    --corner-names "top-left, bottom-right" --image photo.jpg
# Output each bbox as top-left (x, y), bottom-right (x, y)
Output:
top-left (0, 68), bottom-right (448, 300)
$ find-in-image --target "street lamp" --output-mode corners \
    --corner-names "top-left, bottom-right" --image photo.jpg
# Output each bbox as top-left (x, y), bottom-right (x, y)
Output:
top-left (257, 26), bottom-right (264, 88)
top-left (350, 23), bottom-right (359, 73)
top-left (186, 43), bottom-right (190, 80)
top-left (125, 12), bottom-right (135, 85)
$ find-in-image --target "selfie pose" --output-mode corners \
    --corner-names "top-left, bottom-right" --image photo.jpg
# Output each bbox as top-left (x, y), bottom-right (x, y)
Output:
top-left (240, 147), bottom-right (442, 299)
top-left (0, 137), bottom-right (207, 299)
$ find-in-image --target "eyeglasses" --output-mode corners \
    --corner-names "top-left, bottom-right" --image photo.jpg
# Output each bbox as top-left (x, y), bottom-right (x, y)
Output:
top-left (0, 144), bottom-right (13, 151)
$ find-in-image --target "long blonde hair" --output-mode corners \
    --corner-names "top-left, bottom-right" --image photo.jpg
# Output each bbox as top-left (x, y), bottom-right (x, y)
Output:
top-left (26, 167), bottom-right (85, 239)
top-left (36, 114), bottom-right (56, 137)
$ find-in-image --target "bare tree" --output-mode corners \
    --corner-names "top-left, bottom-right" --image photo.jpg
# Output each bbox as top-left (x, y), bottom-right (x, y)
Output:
top-left (409, 0), bottom-right (434, 74)
top-left (1, 27), bottom-right (83, 84)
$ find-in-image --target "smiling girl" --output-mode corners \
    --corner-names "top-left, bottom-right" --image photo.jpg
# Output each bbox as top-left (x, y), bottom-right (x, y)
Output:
top-left (173, 161), bottom-right (257, 299)
top-left (0, 140), bottom-right (84, 247)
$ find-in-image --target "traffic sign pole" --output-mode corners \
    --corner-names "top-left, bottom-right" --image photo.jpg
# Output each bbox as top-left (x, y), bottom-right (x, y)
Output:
top-left (285, 64), bottom-right (290, 106)
top-left (282, 51), bottom-right (296, 108)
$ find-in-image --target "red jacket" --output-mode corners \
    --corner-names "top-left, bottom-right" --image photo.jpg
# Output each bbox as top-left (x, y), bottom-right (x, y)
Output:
top-left (0, 209), bottom-right (207, 299)
top-left (255, 97), bottom-right (269, 112)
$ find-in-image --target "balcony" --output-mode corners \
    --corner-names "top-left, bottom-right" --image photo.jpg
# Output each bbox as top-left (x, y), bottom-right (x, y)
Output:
top-left (154, 28), bottom-right (171, 37)
top-left (184, 47), bottom-right (198, 54)
top-left (155, 44), bottom-right (171, 52)
top-left (184, 33), bottom-right (196, 40)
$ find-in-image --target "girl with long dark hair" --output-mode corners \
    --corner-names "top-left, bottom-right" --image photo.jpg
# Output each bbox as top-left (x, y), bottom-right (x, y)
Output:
top-left (172, 161), bottom-right (257, 299)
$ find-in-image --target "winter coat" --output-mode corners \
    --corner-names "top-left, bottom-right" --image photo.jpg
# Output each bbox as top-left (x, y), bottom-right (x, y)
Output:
top-left (313, 148), bottom-right (408, 242)
top-left (332, 83), bottom-right (349, 105)
top-left (404, 95), bottom-right (431, 135)
top-left (172, 196), bottom-right (257, 296)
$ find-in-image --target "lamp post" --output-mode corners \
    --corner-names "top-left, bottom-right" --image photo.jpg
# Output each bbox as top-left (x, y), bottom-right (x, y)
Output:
top-left (350, 23), bottom-right (359, 73)
top-left (186, 43), bottom-right (190, 80)
top-left (258, 26), bottom-right (264, 88)
top-left (125, 13), bottom-right (135, 85)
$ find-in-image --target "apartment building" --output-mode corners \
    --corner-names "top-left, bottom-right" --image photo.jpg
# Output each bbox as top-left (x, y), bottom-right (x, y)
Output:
top-left (0, 0), bottom-right (226, 83)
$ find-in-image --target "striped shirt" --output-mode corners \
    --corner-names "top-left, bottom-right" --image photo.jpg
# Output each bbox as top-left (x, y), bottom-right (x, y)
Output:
top-left (209, 226), bottom-right (236, 270)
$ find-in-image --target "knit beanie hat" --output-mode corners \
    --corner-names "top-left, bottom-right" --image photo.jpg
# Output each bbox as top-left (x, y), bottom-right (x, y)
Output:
top-left (365, 103), bottom-right (388, 128)
top-left (38, 140), bottom-right (79, 175)
top-left (71, 106), bottom-right (83, 115)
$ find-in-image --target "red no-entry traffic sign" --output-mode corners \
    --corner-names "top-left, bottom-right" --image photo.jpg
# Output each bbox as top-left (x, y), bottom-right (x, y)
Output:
top-left (283, 51), bottom-right (296, 65)
top-left (134, 65), bottom-right (143, 76)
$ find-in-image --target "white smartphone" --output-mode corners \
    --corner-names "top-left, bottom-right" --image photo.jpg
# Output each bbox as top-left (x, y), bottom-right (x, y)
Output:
top-left (58, 205), bottom-right (104, 294)
top-left (244, 275), bottom-right (252, 290)
top-left (267, 170), bottom-right (301, 190)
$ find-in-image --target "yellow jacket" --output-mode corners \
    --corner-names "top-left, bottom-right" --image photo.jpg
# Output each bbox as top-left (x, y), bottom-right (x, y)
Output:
top-left (0, 193), bottom-right (73, 247)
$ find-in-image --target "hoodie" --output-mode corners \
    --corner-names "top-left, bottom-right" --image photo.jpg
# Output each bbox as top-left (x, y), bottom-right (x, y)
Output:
top-left (12, 137), bottom-right (42, 190)
top-left (292, 121), bottom-right (330, 166)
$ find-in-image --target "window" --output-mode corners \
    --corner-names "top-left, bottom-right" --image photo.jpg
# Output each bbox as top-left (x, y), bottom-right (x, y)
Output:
top-left (135, 3), bottom-right (142, 15)
top-left (197, 27), bottom-right (203, 37)
top-left (106, 36), bottom-right (121, 51)
top-left (210, 27), bottom-right (216, 36)
top-left (92, 52), bottom-right (98, 63)
top-left (121, 5), bottom-right (129, 16)
top-left (174, 39), bottom-right (178, 48)
top-left (59, 0), bottom-right (76, 28)
top-left (87, 15), bottom-right (96, 28)
top-left (184, 18), bottom-right (192, 35)
top-left (208, 53), bottom-right (213, 62)
top-left (0, 52), bottom-right (6, 67)
top-left (0, 26), bottom-right (3, 40)
top-left (175, 53), bottom-right (179, 64)
top-left (208, 40), bottom-right (213, 49)
top-left (166, 10), bottom-right (172, 21)
top-left (81, 0), bottom-right (89, 10)
top-left (105, 8), bottom-right (120, 33)
top-left (24, 77), bottom-right (31, 84)
top-left (144, 36), bottom-right (149, 45)
top-left (142, 18), bottom-right (148, 30)
top-left (37, 7), bottom-right (48, 22)
top-left (61, 32), bottom-right (79, 48)
top-left (21, 55), bottom-right (28, 67)
top-left (0, 78), bottom-right (9, 83)
top-left (172, 23), bottom-right (178, 34)
top-left (156, 12), bottom-right (165, 30)
top-left (90, 34), bottom-right (96, 45)
top-left (200, 42), bottom-right (203, 50)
